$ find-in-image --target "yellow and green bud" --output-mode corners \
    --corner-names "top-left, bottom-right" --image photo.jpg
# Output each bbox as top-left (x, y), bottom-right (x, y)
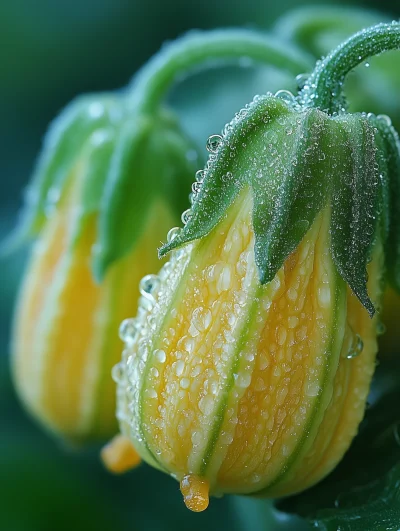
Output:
top-left (109, 94), bottom-right (395, 509)
top-left (9, 92), bottom-right (200, 443)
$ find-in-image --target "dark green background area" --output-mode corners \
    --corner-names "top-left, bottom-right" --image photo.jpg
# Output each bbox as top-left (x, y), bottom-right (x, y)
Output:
top-left (1, 2), bottom-right (400, 530)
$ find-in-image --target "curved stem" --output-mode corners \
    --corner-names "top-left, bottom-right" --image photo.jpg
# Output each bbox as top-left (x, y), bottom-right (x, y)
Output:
top-left (299, 22), bottom-right (400, 114)
top-left (274, 6), bottom-right (386, 56)
top-left (127, 29), bottom-right (313, 115)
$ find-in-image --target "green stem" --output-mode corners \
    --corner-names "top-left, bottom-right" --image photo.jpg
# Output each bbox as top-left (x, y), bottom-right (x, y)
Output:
top-left (300, 22), bottom-right (400, 114)
top-left (274, 6), bottom-right (387, 56)
top-left (127, 29), bottom-right (313, 115)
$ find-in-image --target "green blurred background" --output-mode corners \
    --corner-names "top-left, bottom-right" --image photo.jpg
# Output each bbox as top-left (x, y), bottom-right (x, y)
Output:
top-left (1, 1), bottom-right (400, 530)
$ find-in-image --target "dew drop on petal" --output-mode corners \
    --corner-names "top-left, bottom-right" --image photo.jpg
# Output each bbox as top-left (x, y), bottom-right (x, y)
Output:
top-left (119, 318), bottom-right (138, 343)
top-left (139, 275), bottom-right (160, 300)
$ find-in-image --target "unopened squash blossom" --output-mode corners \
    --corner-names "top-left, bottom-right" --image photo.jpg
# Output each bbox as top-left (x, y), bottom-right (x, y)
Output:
top-left (8, 30), bottom-right (312, 444)
top-left (9, 90), bottom-right (200, 443)
top-left (106, 23), bottom-right (400, 511)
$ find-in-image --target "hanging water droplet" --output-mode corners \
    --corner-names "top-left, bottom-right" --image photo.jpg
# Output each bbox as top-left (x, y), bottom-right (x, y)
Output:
top-left (195, 169), bottom-right (205, 182)
top-left (206, 134), bottom-right (223, 153)
top-left (167, 227), bottom-right (180, 243)
top-left (119, 318), bottom-right (138, 343)
top-left (346, 334), bottom-right (364, 359)
top-left (140, 274), bottom-right (160, 299)
top-left (365, 62), bottom-right (370, 68)
top-left (181, 209), bottom-right (192, 225)
top-left (377, 321), bottom-right (386, 336)
top-left (274, 90), bottom-right (296, 105)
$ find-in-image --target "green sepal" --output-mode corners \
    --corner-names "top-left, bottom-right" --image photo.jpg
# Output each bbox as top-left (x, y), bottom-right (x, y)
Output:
top-left (69, 128), bottom-right (116, 248)
top-left (160, 96), bottom-right (332, 286)
top-left (368, 116), bottom-right (400, 294)
top-left (1, 93), bottom-right (120, 254)
top-left (252, 108), bottom-right (331, 284)
top-left (159, 95), bottom-right (291, 259)
top-left (93, 110), bottom-right (200, 280)
top-left (330, 114), bottom-right (380, 317)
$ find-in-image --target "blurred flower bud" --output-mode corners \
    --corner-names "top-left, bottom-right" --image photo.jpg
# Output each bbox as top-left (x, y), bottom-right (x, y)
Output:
top-left (109, 94), bottom-right (390, 509)
top-left (9, 92), bottom-right (200, 443)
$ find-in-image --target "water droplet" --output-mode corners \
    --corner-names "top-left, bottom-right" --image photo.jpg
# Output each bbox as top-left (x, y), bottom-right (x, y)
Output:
top-left (192, 182), bottom-right (201, 194)
top-left (195, 170), bottom-right (205, 182)
top-left (199, 395), bottom-right (214, 415)
top-left (154, 349), bottom-right (166, 363)
top-left (206, 134), bottom-right (223, 153)
top-left (181, 209), bottom-right (192, 225)
top-left (274, 90), bottom-right (296, 105)
top-left (377, 321), bottom-right (386, 336)
top-left (119, 318), bottom-right (138, 343)
top-left (237, 373), bottom-right (251, 389)
top-left (167, 227), bottom-right (180, 243)
top-left (174, 360), bottom-right (185, 376)
top-left (140, 274), bottom-right (160, 299)
top-left (111, 362), bottom-right (124, 383)
top-left (217, 265), bottom-right (231, 293)
top-left (146, 388), bottom-right (157, 399)
top-left (346, 334), bottom-right (364, 359)
top-left (222, 171), bottom-right (233, 183)
top-left (295, 73), bottom-right (309, 89)
top-left (365, 62), bottom-right (370, 68)
top-left (191, 307), bottom-right (212, 332)
top-left (305, 380), bottom-right (320, 397)
top-left (180, 378), bottom-right (190, 389)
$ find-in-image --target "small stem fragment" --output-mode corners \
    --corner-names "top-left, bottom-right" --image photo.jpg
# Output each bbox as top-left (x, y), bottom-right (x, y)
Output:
top-left (300, 22), bottom-right (400, 113)
top-left (101, 434), bottom-right (141, 474)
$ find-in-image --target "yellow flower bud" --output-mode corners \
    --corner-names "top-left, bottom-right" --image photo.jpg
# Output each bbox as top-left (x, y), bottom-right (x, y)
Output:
top-left (110, 192), bottom-right (383, 507)
top-left (107, 95), bottom-right (388, 509)
top-left (12, 177), bottom-right (176, 443)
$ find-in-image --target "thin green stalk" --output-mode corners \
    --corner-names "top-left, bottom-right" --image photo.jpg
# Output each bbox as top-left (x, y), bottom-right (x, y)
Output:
top-left (127, 29), bottom-right (313, 115)
top-left (299, 22), bottom-right (400, 114)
